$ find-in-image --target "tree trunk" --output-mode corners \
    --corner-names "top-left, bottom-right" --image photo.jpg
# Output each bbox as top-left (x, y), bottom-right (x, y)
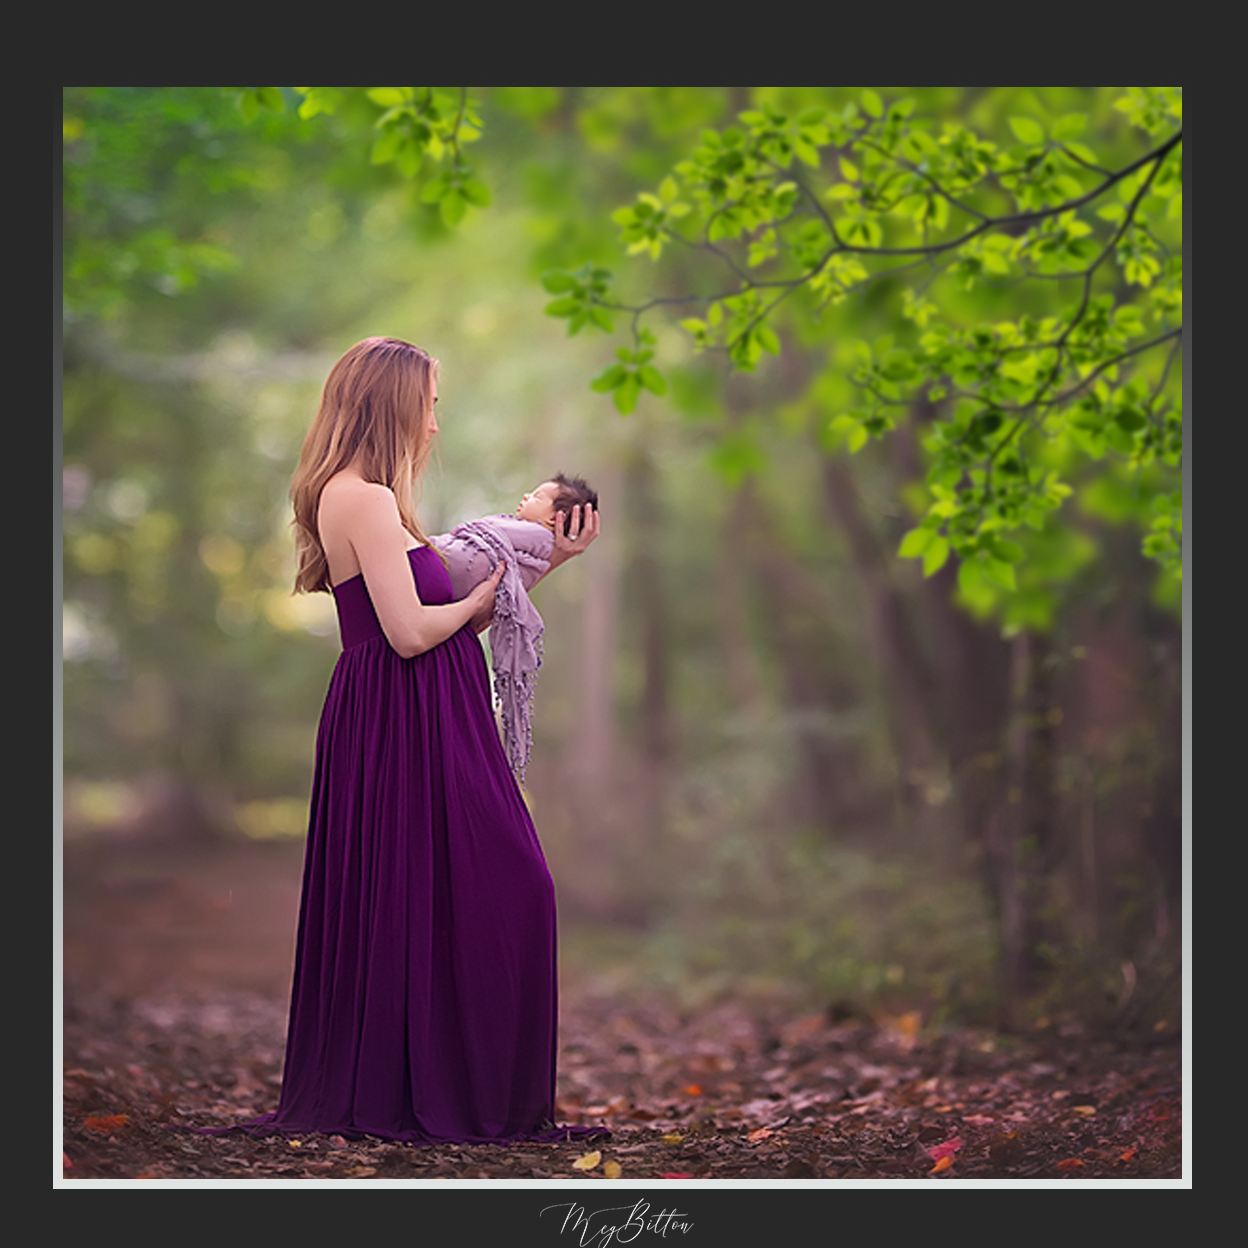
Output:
top-left (819, 455), bottom-right (944, 826)
top-left (625, 446), bottom-right (672, 847)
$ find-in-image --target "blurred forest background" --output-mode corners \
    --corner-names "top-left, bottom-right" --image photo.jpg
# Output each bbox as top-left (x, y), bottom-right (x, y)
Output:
top-left (61, 87), bottom-right (1183, 1035)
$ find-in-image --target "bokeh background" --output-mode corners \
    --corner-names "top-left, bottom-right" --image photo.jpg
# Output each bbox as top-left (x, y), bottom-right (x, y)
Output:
top-left (61, 88), bottom-right (1182, 1034)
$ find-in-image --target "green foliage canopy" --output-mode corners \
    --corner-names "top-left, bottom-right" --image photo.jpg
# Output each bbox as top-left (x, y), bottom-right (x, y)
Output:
top-left (555, 88), bottom-right (1184, 614)
top-left (65, 87), bottom-right (1184, 631)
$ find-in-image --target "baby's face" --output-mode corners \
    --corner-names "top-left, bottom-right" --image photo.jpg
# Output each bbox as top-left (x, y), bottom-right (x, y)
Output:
top-left (515, 481), bottom-right (561, 529)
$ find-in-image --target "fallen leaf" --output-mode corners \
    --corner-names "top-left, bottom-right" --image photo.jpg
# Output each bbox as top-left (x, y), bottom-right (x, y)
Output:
top-left (83, 1114), bottom-right (129, 1134)
top-left (930, 1155), bottom-right (953, 1174)
top-left (662, 1132), bottom-right (685, 1145)
top-left (1056, 1158), bottom-right (1084, 1171)
top-left (659, 1172), bottom-right (694, 1179)
top-left (346, 1166), bottom-right (377, 1177)
top-left (1071, 1104), bottom-right (1096, 1117)
top-left (683, 1084), bottom-right (703, 1096)
top-left (572, 1150), bottom-right (602, 1171)
top-left (963, 1114), bottom-right (995, 1127)
top-left (1119, 1147), bottom-right (1138, 1163)
top-left (62, 1152), bottom-right (73, 1170)
top-left (925, 1136), bottom-right (962, 1161)
top-left (603, 1160), bottom-right (622, 1179)
top-left (748, 1127), bottom-right (774, 1144)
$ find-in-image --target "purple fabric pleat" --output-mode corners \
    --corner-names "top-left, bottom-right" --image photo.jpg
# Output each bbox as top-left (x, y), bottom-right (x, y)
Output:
top-left (202, 547), bottom-right (603, 1145)
top-left (429, 517), bottom-right (552, 785)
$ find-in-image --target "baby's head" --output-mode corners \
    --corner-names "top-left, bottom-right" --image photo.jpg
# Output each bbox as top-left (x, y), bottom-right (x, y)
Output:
top-left (516, 473), bottom-right (599, 535)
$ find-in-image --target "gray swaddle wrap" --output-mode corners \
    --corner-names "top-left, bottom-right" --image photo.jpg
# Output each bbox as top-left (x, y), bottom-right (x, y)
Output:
top-left (428, 516), bottom-right (553, 784)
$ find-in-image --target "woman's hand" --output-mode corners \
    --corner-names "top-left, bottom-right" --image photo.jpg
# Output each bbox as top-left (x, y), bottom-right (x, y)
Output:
top-left (549, 503), bottom-right (600, 570)
top-left (468, 562), bottom-right (505, 634)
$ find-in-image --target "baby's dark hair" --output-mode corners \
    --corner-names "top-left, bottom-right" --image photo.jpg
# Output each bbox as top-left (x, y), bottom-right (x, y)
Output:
top-left (550, 472), bottom-right (599, 536)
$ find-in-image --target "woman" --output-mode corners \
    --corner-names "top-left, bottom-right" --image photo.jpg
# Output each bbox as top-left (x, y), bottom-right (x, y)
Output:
top-left (255, 336), bottom-right (600, 1143)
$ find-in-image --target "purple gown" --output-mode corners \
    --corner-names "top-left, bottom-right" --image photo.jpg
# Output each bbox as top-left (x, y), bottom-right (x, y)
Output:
top-left (246, 546), bottom-right (595, 1144)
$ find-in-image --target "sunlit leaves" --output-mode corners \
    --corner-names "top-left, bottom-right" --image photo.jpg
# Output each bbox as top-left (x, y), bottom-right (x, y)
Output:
top-left (898, 524), bottom-right (952, 577)
top-left (230, 87), bottom-right (284, 121)
top-left (1008, 116), bottom-right (1045, 146)
top-left (563, 87), bottom-right (1182, 597)
top-left (1143, 490), bottom-right (1183, 576)
top-left (292, 87), bottom-right (343, 120)
top-left (591, 331), bottom-right (668, 415)
top-left (420, 160), bottom-right (491, 227)
top-left (165, 87), bottom-right (1188, 604)
top-left (613, 177), bottom-right (691, 260)
top-left (1113, 86), bottom-right (1183, 136)
top-left (542, 264), bottom-right (616, 337)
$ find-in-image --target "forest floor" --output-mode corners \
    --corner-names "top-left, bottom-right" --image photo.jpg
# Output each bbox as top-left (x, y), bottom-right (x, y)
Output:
top-left (60, 836), bottom-right (1184, 1184)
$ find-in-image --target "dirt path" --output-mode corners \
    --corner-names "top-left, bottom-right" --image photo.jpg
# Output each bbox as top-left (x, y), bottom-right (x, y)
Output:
top-left (60, 836), bottom-right (1183, 1182)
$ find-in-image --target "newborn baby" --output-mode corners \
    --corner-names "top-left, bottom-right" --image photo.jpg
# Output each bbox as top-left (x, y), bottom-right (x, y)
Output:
top-left (429, 474), bottom-right (598, 784)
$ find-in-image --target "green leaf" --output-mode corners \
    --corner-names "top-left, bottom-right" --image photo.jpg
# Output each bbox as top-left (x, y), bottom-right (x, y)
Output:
top-left (613, 372), bottom-right (642, 414)
top-left (1008, 116), bottom-right (1045, 145)
top-left (590, 364), bottom-right (628, 392)
top-left (541, 270), bottom-right (578, 294)
top-left (922, 536), bottom-right (951, 577)
top-left (296, 87), bottom-right (343, 120)
top-left (371, 128), bottom-right (405, 166)
top-left (396, 139), bottom-right (422, 179)
top-left (638, 365), bottom-right (668, 396)
top-left (898, 527), bottom-right (934, 559)
top-left (367, 87), bottom-right (414, 108)
top-left (420, 174), bottom-right (449, 203)
top-left (439, 190), bottom-right (466, 226)
top-left (757, 324), bottom-right (781, 356)
top-left (588, 306), bottom-right (615, 333)
top-left (861, 90), bottom-right (884, 119)
top-left (1052, 113), bottom-right (1087, 139)
top-left (544, 295), bottom-right (581, 318)
top-left (879, 349), bottom-right (917, 381)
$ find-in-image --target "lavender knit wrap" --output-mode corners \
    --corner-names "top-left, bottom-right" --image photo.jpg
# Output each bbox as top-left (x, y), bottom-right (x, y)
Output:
top-left (429, 517), bottom-right (553, 784)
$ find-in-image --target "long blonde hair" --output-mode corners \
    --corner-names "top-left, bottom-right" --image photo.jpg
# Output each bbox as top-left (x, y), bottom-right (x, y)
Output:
top-left (290, 337), bottom-right (439, 594)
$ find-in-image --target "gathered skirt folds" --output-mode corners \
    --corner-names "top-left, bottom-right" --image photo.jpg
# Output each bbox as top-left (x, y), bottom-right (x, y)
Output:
top-left (240, 547), bottom-right (585, 1144)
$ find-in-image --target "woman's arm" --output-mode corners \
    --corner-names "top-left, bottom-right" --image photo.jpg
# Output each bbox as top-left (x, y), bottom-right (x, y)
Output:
top-left (322, 480), bottom-right (501, 658)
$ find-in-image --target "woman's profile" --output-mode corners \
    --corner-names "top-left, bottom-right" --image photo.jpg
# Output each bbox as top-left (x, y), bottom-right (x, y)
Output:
top-left (238, 336), bottom-right (603, 1143)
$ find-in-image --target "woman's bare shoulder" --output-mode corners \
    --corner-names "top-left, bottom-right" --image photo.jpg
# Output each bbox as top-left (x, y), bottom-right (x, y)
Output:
top-left (321, 471), bottom-right (392, 503)
top-left (318, 473), bottom-right (405, 556)
top-left (320, 474), bottom-right (397, 521)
